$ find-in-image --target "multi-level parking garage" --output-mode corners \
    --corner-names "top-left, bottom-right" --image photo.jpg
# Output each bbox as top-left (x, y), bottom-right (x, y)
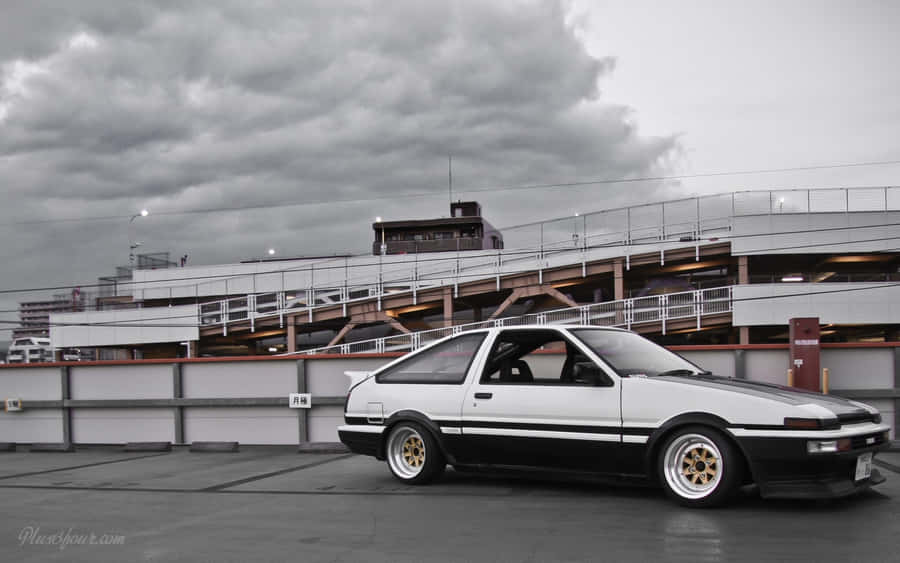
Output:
top-left (49, 186), bottom-right (900, 358)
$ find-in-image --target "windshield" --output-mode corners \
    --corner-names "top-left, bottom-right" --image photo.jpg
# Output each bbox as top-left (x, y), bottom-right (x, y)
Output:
top-left (571, 329), bottom-right (705, 377)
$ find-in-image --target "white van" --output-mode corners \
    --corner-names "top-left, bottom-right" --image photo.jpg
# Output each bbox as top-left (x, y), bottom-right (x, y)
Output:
top-left (7, 337), bottom-right (53, 364)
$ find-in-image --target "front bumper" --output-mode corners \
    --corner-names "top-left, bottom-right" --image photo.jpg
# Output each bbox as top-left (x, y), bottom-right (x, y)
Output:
top-left (737, 434), bottom-right (889, 499)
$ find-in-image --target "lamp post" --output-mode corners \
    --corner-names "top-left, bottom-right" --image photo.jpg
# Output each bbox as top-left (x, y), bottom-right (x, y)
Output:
top-left (572, 212), bottom-right (580, 247)
top-left (375, 216), bottom-right (386, 255)
top-left (128, 209), bottom-right (149, 265)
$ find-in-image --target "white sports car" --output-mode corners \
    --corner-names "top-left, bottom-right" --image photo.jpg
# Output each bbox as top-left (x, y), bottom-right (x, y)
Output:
top-left (339, 325), bottom-right (889, 507)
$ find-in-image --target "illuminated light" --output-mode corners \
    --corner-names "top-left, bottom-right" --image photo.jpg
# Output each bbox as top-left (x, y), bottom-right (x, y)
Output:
top-left (375, 216), bottom-right (382, 223)
top-left (824, 255), bottom-right (894, 263)
top-left (267, 248), bottom-right (275, 255)
top-left (267, 347), bottom-right (278, 352)
top-left (781, 275), bottom-right (804, 282)
top-left (140, 209), bottom-right (149, 217)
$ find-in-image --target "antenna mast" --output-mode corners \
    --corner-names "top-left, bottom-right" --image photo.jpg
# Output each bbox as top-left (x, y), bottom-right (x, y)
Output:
top-left (448, 155), bottom-right (452, 205)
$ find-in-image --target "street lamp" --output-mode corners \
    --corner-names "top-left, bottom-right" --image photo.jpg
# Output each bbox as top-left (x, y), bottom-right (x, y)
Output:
top-left (267, 248), bottom-right (276, 256)
top-left (375, 216), bottom-right (386, 255)
top-left (572, 212), bottom-right (580, 247)
top-left (128, 209), bottom-right (149, 265)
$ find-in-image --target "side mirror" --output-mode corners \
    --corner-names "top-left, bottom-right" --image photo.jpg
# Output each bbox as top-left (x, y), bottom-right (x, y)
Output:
top-left (573, 362), bottom-right (609, 386)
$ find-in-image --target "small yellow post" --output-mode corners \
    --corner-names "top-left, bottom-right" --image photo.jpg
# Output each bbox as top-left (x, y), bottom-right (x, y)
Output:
top-left (787, 368), bottom-right (794, 387)
top-left (822, 368), bottom-right (829, 394)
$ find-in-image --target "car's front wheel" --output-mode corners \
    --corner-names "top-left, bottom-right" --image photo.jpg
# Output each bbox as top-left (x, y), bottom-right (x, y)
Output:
top-left (385, 422), bottom-right (445, 485)
top-left (658, 426), bottom-right (742, 507)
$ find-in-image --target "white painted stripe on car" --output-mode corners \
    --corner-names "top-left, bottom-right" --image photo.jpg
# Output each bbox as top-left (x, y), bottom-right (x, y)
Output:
top-left (461, 427), bottom-right (620, 442)
top-left (440, 427), bottom-right (462, 435)
top-left (337, 424), bottom-right (386, 434)
top-left (622, 435), bottom-right (649, 444)
top-left (728, 424), bottom-right (890, 439)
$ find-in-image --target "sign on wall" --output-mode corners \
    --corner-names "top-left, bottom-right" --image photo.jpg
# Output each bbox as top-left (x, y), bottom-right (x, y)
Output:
top-left (288, 393), bottom-right (311, 409)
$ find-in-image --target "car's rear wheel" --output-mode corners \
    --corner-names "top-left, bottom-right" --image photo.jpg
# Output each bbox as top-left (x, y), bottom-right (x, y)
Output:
top-left (385, 422), bottom-right (445, 485)
top-left (658, 426), bottom-right (742, 507)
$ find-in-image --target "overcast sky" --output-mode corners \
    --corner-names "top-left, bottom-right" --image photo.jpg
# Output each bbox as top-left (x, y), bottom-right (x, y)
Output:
top-left (1, 0), bottom-right (899, 332)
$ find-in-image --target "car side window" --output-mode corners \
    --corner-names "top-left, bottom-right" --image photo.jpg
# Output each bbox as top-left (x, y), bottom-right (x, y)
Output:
top-left (481, 329), bottom-right (612, 386)
top-left (376, 333), bottom-right (486, 384)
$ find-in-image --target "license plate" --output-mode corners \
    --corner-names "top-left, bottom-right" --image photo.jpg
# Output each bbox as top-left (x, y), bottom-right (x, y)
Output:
top-left (855, 453), bottom-right (873, 482)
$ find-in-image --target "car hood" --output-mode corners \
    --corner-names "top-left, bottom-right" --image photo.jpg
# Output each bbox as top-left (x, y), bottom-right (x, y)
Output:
top-left (655, 374), bottom-right (874, 419)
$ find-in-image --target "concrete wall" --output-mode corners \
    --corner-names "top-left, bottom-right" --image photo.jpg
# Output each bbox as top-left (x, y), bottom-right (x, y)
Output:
top-left (0, 347), bottom-right (896, 445)
top-left (731, 211), bottom-right (900, 255)
top-left (732, 283), bottom-right (900, 326)
top-left (51, 304), bottom-right (200, 347)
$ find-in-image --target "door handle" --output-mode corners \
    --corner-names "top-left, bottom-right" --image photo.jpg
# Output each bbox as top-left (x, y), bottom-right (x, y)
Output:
top-left (474, 392), bottom-right (493, 400)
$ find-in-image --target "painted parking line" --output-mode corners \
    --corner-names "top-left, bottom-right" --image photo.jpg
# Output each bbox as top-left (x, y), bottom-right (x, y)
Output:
top-left (200, 453), bottom-right (356, 492)
top-left (873, 459), bottom-right (900, 474)
top-left (0, 483), bottom-right (519, 497)
top-left (0, 453), bottom-right (170, 481)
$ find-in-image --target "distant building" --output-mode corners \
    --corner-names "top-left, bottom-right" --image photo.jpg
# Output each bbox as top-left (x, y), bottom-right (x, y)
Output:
top-left (13, 293), bottom-right (82, 340)
top-left (372, 201), bottom-right (503, 255)
top-left (14, 252), bottom-right (179, 341)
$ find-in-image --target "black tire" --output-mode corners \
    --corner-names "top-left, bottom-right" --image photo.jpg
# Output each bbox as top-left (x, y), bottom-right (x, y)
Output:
top-left (657, 425), bottom-right (743, 508)
top-left (384, 422), bottom-right (446, 485)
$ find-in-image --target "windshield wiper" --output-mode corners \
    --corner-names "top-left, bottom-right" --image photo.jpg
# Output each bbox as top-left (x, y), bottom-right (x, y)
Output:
top-left (654, 369), bottom-right (711, 377)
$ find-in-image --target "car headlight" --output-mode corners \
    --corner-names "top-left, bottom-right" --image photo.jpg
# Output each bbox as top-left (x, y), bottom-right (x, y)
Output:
top-left (807, 438), bottom-right (851, 454)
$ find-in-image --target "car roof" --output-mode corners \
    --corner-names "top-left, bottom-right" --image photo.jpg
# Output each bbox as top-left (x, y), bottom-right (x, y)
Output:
top-left (443, 325), bottom-right (630, 338)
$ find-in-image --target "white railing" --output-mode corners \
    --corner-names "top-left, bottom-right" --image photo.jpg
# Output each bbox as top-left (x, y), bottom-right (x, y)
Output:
top-left (193, 186), bottom-right (898, 335)
top-left (293, 286), bottom-right (733, 356)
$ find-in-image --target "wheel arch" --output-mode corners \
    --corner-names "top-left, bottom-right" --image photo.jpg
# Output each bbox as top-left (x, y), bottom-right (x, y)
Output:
top-left (643, 413), bottom-right (756, 484)
top-left (380, 410), bottom-right (456, 464)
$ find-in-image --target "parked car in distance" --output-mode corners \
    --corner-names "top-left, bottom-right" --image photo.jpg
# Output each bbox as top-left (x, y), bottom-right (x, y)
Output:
top-left (6, 337), bottom-right (53, 364)
top-left (339, 325), bottom-right (889, 507)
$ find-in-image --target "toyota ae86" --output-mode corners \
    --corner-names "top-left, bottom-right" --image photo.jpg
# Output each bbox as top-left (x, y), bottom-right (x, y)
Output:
top-left (338, 325), bottom-right (889, 507)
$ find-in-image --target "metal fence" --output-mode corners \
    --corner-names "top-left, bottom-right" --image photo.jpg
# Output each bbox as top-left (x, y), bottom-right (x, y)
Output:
top-left (296, 286), bottom-right (733, 356)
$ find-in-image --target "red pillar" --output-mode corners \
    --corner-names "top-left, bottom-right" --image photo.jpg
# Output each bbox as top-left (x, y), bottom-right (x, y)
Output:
top-left (789, 317), bottom-right (821, 391)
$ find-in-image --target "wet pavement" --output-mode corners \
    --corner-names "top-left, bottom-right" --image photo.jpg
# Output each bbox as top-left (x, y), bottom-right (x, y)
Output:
top-left (1, 447), bottom-right (899, 562)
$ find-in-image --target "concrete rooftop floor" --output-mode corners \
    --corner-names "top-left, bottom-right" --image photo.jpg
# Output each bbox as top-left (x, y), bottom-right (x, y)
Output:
top-left (1, 447), bottom-right (899, 562)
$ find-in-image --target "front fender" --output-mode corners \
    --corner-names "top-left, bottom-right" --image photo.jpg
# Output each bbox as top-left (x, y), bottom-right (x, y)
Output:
top-left (643, 412), bottom-right (756, 482)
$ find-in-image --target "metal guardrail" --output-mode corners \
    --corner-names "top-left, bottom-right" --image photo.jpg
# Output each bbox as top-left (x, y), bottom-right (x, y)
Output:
top-left (195, 186), bottom-right (898, 335)
top-left (293, 286), bottom-right (732, 356)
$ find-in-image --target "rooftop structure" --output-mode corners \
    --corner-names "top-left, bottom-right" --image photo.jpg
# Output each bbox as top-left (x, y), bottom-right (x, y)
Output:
top-left (373, 201), bottom-right (503, 255)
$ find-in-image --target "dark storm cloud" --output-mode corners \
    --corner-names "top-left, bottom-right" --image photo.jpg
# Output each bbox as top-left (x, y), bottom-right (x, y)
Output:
top-left (0, 0), bottom-right (676, 323)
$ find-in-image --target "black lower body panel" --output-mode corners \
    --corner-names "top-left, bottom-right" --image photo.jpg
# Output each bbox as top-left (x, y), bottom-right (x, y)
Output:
top-left (338, 430), bottom-right (381, 458)
top-left (737, 435), bottom-right (889, 499)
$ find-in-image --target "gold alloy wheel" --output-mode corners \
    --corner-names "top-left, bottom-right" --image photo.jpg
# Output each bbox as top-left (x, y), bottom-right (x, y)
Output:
top-left (662, 433), bottom-right (725, 500)
top-left (402, 436), bottom-right (425, 468)
top-left (387, 426), bottom-right (428, 480)
top-left (681, 447), bottom-right (718, 485)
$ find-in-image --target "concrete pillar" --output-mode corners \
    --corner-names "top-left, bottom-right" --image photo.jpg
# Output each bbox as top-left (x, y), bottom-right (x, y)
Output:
top-left (613, 259), bottom-right (625, 301)
top-left (173, 363), bottom-right (184, 444)
top-left (188, 341), bottom-right (198, 358)
top-left (60, 366), bottom-right (71, 445)
top-left (737, 258), bottom-right (750, 344)
top-left (738, 256), bottom-right (749, 284)
top-left (296, 360), bottom-right (308, 443)
top-left (894, 347), bottom-right (899, 440)
top-left (443, 288), bottom-right (454, 328)
top-left (287, 322), bottom-right (297, 353)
